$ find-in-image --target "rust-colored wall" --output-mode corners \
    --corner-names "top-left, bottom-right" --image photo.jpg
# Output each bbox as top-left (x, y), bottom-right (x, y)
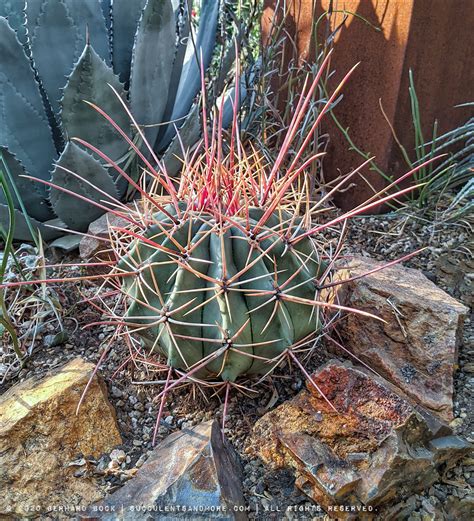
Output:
top-left (263, 0), bottom-right (474, 210)
top-left (389, 1), bottom-right (474, 179)
top-left (261, 0), bottom-right (317, 112)
top-left (318, 0), bottom-right (413, 207)
top-left (262, 0), bottom-right (315, 64)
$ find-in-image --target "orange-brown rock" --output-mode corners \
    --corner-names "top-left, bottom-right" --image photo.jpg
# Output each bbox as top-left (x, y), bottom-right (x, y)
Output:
top-left (0, 358), bottom-right (122, 518)
top-left (335, 255), bottom-right (468, 422)
top-left (251, 361), bottom-right (471, 518)
top-left (79, 210), bottom-right (128, 265)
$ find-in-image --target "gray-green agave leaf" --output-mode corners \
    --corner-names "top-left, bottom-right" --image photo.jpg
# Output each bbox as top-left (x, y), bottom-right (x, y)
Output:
top-left (0, 147), bottom-right (53, 222)
top-left (0, 0), bottom-right (231, 242)
top-left (0, 0), bottom-right (27, 44)
top-left (61, 43), bottom-right (130, 168)
top-left (158, 0), bottom-right (219, 150)
top-left (161, 105), bottom-right (201, 177)
top-left (50, 141), bottom-right (118, 232)
top-left (112, 0), bottom-right (147, 84)
top-left (26, 0), bottom-right (110, 117)
top-left (0, 17), bottom-right (56, 195)
top-left (0, 204), bottom-right (62, 242)
top-left (130, 0), bottom-right (176, 147)
top-left (100, 0), bottom-right (112, 33)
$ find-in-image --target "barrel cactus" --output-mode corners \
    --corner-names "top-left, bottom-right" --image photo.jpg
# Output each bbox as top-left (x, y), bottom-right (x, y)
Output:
top-left (118, 202), bottom-right (327, 382)
top-left (87, 49), bottom-right (430, 440)
top-left (0, 0), bottom-right (220, 241)
top-left (0, 51), bottom-right (425, 437)
top-left (80, 56), bottom-right (383, 438)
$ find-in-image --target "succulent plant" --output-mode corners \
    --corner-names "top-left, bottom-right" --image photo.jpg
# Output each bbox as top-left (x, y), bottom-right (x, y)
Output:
top-left (86, 54), bottom-right (429, 441)
top-left (118, 202), bottom-right (327, 383)
top-left (0, 51), bottom-right (432, 441)
top-left (0, 0), bottom-right (220, 241)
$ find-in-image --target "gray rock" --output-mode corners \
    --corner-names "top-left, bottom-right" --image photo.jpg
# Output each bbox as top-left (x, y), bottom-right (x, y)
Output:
top-left (444, 494), bottom-right (474, 519)
top-left (421, 498), bottom-right (435, 515)
top-left (135, 454), bottom-right (148, 469)
top-left (110, 449), bottom-right (126, 464)
top-left (87, 420), bottom-right (247, 520)
top-left (111, 386), bottom-right (123, 398)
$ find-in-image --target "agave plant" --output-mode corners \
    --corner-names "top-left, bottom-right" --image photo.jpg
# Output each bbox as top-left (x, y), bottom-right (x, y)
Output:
top-left (0, 0), bottom-right (220, 241)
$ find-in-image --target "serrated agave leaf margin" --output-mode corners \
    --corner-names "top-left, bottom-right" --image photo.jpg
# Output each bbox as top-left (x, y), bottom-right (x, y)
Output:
top-left (25, 0), bottom-right (110, 118)
top-left (111, 0), bottom-right (147, 84)
top-left (0, 17), bottom-right (56, 195)
top-left (130, 0), bottom-right (176, 147)
top-left (50, 141), bottom-right (119, 232)
top-left (61, 43), bottom-right (130, 168)
top-left (0, 0), bottom-right (27, 44)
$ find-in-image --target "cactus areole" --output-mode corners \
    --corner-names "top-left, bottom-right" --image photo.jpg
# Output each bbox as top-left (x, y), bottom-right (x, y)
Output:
top-left (119, 203), bottom-right (326, 382)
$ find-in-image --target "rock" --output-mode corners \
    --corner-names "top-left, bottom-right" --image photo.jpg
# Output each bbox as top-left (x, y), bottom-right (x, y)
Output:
top-left (449, 417), bottom-right (464, 430)
top-left (110, 449), bottom-right (126, 464)
top-left (421, 498), bottom-right (435, 515)
top-left (444, 495), bottom-right (474, 520)
top-left (251, 361), bottom-right (471, 518)
top-left (79, 210), bottom-right (129, 264)
top-left (463, 363), bottom-right (474, 373)
top-left (335, 255), bottom-right (468, 422)
top-left (135, 453), bottom-right (148, 469)
top-left (88, 420), bottom-right (247, 520)
top-left (110, 385), bottom-right (123, 398)
top-left (0, 358), bottom-right (122, 518)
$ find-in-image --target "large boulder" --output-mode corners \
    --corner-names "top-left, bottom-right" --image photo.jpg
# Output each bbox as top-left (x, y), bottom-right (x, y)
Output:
top-left (251, 361), bottom-right (471, 518)
top-left (0, 358), bottom-right (122, 518)
top-left (88, 420), bottom-right (248, 520)
top-left (335, 255), bottom-right (468, 422)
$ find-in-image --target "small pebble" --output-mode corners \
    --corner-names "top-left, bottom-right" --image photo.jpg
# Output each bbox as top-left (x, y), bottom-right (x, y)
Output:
top-left (109, 449), bottom-right (126, 463)
top-left (135, 454), bottom-right (148, 468)
top-left (110, 386), bottom-right (122, 398)
top-left (449, 417), bottom-right (464, 429)
top-left (107, 460), bottom-right (120, 471)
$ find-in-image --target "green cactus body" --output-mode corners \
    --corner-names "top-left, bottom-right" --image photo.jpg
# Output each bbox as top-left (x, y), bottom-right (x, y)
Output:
top-left (119, 204), bottom-right (325, 382)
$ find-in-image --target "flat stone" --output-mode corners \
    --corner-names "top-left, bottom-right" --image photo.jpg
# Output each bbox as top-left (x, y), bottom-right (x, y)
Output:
top-left (88, 420), bottom-right (247, 520)
top-left (335, 255), bottom-right (468, 422)
top-left (0, 358), bottom-right (122, 517)
top-left (251, 361), bottom-right (471, 518)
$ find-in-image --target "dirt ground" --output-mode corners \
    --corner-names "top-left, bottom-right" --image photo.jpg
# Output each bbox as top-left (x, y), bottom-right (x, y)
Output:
top-left (1, 203), bottom-right (472, 520)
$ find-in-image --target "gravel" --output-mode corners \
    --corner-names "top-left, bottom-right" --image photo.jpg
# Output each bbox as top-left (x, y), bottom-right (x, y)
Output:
top-left (0, 204), bottom-right (472, 520)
